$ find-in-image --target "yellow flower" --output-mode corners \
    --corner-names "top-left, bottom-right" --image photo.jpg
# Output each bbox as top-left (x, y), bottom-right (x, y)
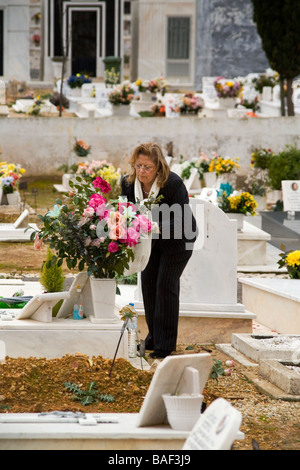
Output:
top-left (286, 251), bottom-right (300, 267)
top-left (20, 168), bottom-right (26, 174)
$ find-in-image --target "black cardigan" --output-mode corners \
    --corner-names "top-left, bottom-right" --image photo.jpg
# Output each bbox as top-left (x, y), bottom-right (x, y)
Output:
top-left (121, 171), bottom-right (198, 252)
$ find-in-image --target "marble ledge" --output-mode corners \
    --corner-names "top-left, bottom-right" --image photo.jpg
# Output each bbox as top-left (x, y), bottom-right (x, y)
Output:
top-left (240, 277), bottom-right (300, 303)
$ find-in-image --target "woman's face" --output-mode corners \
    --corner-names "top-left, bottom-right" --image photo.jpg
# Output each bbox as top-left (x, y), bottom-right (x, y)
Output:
top-left (135, 154), bottom-right (158, 186)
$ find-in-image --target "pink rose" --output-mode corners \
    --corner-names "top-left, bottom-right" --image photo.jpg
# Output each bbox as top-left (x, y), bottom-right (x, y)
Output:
top-left (82, 206), bottom-right (95, 218)
top-left (125, 226), bottom-right (140, 247)
top-left (96, 204), bottom-right (108, 219)
top-left (135, 214), bottom-right (152, 233)
top-left (34, 233), bottom-right (43, 250)
top-left (84, 236), bottom-right (92, 246)
top-left (88, 194), bottom-right (106, 210)
top-left (109, 224), bottom-right (126, 240)
top-left (108, 241), bottom-right (119, 253)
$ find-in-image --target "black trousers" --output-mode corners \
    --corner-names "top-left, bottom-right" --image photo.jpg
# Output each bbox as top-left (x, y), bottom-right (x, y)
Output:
top-left (141, 241), bottom-right (193, 353)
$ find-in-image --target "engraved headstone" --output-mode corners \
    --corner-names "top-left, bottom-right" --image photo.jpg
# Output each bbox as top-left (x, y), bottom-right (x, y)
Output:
top-left (282, 180), bottom-right (300, 212)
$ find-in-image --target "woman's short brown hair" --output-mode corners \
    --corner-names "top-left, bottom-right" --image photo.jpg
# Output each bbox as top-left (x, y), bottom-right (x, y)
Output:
top-left (126, 142), bottom-right (170, 187)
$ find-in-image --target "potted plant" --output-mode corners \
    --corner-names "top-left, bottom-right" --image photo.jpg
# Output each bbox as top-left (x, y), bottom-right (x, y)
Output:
top-left (278, 248), bottom-right (300, 279)
top-left (208, 155), bottom-right (240, 187)
top-left (32, 34), bottom-right (41, 47)
top-left (213, 76), bottom-right (242, 108)
top-left (67, 74), bottom-right (92, 96)
top-left (108, 81), bottom-right (135, 115)
top-left (180, 152), bottom-right (212, 186)
top-left (218, 191), bottom-right (258, 230)
top-left (178, 93), bottom-right (205, 116)
top-left (32, 175), bottom-right (155, 319)
top-left (75, 160), bottom-right (121, 199)
top-left (73, 139), bottom-right (92, 158)
top-left (243, 169), bottom-right (270, 211)
top-left (0, 162), bottom-right (26, 205)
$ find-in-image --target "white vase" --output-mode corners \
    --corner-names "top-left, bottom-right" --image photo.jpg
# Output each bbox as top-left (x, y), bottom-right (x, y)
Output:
top-left (139, 92), bottom-right (157, 103)
top-left (219, 97), bottom-right (236, 108)
top-left (254, 195), bottom-right (267, 211)
top-left (226, 213), bottom-right (244, 231)
top-left (71, 88), bottom-right (82, 97)
top-left (112, 104), bottom-right (130, 116)
top-left (162, 394), bottom-right (204, 431)
top-left (203, 172), bottom-right (217, 188)
top-left (217, 173), bottom-right (237, 188)
top-left (6, 191), bottom-right (21, 206)
top-left (89, 276), bottom-right (117, 321)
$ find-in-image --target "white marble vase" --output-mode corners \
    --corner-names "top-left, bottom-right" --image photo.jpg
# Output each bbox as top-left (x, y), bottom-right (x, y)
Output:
top-left (6, 191), bottom-right (21, 206)
top-left (139, 92), bottom-right (156, 103)
top-left (203, 172), bottom-right (217, 188)
top-left (226, 213), bottom-right (244, 231)
top-left (219, 97), bottom-right (236, 108)
top-left (162, 393), bottom-right (204, 431)
top-left (112, 104), bottom-right (130, 116)
top-left (89, 277), bottom-right (117, 320)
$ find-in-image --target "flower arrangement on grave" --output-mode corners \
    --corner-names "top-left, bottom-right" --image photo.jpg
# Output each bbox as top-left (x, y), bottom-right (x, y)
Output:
top-left (150, 100), bottom-right (165, 116)
top-left (32, 175), bottom-right (155, 279)
top-left (26, 95), bottom-right (44, 116)
top-left (73, 139), bottom-right (91, 157)
top-left (32, 34), bottom-right (41, 46)
top-left (178, 93), bottom-right (205, 115)
top-left (32, 12), bottom-right (41, 24)
top-left (218, 191), bottom-right (258, 216)
top-left (0, 162), bottom-right (26, 194)
top-left (208, 156), bottom-right (240, 176)
top-left (108, 81), bottom-right (134, 106)
top-left (278, 248), bottom-right (300, 279)
top-left (67, 74), bottom-right (92, 89)
top-left (252, 69), bottom-right (279, 94)
top-left (250, 148), bottom-right (273, 170)
top-left (135, 77), bottom-right (169, 95)
top-left (104, 68), bottom-right (120, 87)
top-left (75, 160), bottom-right (121, 199)
top-left (180, 152), bottom-right (212, 181)
top-left (213, 77), bottom-right (242, 99)
top-left (243, 169), bottom-right (270, 197)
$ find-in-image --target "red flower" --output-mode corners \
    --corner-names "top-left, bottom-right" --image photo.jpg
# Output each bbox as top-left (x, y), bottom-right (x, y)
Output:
top-left (92, 177), bottom-right (111, 194)
top-left (108, 241), bottom-right (119, 253)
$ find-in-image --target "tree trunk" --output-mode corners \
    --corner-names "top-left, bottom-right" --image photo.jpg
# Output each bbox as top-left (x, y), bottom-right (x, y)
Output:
top-left (280, 78), bottom-right (286, 116)
top-left (286, 77), bottom-right (295, 116)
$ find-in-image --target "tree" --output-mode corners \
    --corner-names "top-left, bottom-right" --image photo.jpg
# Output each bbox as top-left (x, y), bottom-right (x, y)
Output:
top-left (251, 0), bottom-right (300, 116)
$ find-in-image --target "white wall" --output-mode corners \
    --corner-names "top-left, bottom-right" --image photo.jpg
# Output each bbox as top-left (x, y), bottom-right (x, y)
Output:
top-left (0, 116), bottom-right (300, 175)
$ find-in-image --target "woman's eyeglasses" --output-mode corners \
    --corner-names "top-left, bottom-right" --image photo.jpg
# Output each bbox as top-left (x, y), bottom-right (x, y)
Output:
top-left (134, 164), bottom-right (155, 172)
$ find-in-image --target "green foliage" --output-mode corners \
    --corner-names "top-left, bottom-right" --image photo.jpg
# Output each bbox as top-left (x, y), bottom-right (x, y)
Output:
top-left (40, 246), bottom-right (65, 293)
top-left (210, 359), bottom-right (225, 381)
top-left (267, 145), bottom-right (300, 190)
top-left (251, 148), bottom-right (274, 170)
top-left (252, 0), bottom-right (300, 79)
top-left (64, 381), bottom-right (114, 406)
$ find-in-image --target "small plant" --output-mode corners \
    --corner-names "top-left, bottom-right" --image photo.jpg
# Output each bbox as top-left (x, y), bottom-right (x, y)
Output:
top-left (64, 381), bottom-right (114, 406)
top-left (73, 139), bottom-right (91, 157)
top-left (278, 246), bottom-right (300, 279)
top-left (40, 246), bottom-right (65, 293)
top-left (267, 145), bottom-right (300, 190)
top-left (210, 359), bottom-right (225, 381)
top-left (67, 74), bottom-right (92, 89)
top-left (251, 148), bottom-right (273, 170)
top-left (218, 191), bottom-right (258, 216)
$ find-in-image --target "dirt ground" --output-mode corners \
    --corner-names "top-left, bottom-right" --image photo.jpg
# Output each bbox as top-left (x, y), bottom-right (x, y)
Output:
top-left (0, 178), bottom-right (299, 450)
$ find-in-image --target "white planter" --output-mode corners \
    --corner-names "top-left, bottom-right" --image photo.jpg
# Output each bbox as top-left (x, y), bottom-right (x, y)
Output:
top-left (162, 394), bottom-right (204, 431)
top-left (226, 213), bottom-right (244, 231)
top-left (267, 190), bottom-right (283, 205)
top-left (254, 195), bottom-right (267, 211)
top-left (217, 173), bottom-right (237, 188)
top-left (219, 97), bottom-right (237, 108)
top-left (139, 92), bottom-right (157, 103)
top-left (89, 276), bottom-right (117, 321)
top-left (6, 191), bottom-right (21, 206)
top-left (71, 88), bottom-right (82, 97)
top-left (203, 172), bottom-right (217, 188)
top-left (112, 104), bottom-right (130, 116)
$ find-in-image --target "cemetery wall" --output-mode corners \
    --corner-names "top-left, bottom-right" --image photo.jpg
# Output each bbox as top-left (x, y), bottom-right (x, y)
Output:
top-left (1, 116), bottom-right (300, 175)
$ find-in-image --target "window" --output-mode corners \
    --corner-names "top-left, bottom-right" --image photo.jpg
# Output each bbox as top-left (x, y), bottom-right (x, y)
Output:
top-left (167, 16), bottom-right (190, 78)
top-left (167, 17), bottom-right (190, 76)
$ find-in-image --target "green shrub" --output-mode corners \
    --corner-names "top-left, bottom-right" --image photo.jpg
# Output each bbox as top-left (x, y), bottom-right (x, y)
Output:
top-left (40, 246), bottom-right (65, 293)
top-left (268, 145), bottom-right (300, 190)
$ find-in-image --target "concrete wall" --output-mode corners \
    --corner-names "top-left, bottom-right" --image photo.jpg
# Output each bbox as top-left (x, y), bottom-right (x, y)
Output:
top-left (195, 0), bottom-right (269, 88)
top-left (1, 116), bottom-right (300, 176)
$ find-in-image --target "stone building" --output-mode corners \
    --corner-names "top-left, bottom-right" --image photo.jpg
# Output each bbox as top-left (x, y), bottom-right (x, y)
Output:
top-left (0, 0), bottom-right (268, 88)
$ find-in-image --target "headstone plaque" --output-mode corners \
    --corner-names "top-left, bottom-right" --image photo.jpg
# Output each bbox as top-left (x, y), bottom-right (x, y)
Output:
top-left (197, 188), bottom-right (218, 204)
top-left (282, 180), bottom-right (300, 211)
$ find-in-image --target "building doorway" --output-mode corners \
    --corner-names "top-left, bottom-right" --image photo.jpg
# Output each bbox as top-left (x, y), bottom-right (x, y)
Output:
top-left (71, 10), bottom-right (97, 77)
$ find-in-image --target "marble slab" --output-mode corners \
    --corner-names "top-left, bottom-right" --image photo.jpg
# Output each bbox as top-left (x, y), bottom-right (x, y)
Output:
top-left (237, 221), bottom-right (271, 266)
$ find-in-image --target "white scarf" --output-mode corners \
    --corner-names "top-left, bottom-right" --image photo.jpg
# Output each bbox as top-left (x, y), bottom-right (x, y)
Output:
top-left (134, 176), bottom-right (160, 204)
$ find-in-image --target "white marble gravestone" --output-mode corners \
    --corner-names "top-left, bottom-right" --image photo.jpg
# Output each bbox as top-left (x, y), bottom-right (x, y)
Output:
top-left (282, 180), bottom-right (300, 212)
top-left (183, 398), bottom-right (243, 450)
top-left (0, 209), bottom-right (39, 241)
top-left (171, 163), bottom-right (201, 194)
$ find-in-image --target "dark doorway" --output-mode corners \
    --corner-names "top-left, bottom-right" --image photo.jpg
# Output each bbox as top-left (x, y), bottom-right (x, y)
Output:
top-left (71, 10), bottom-right (97, 77)
top-left (0, 11), bottom-right (3, 76)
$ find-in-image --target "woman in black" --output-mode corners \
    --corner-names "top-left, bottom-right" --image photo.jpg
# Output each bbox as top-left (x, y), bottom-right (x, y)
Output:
top-left (121, 143), bottom-right (197, 359)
